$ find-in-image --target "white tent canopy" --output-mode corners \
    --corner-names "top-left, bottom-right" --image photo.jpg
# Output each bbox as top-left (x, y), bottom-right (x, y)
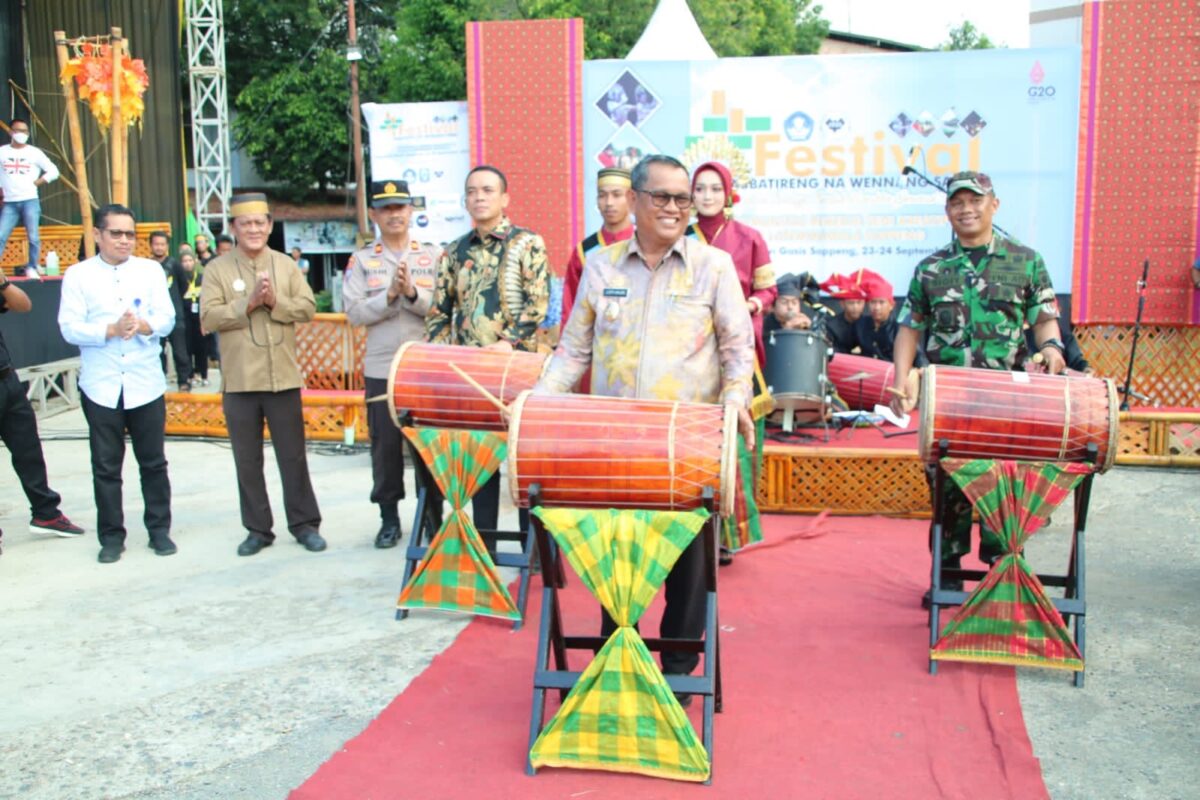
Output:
top-left (626, 0), bottom-right (718, 60)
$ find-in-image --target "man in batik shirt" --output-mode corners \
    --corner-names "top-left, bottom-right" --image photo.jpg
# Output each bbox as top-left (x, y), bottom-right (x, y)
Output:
top-left (538, 154), bottom-right (755, 696)
top-left (427, 165), bottom-right (549, 532)
top-left (890, 171), bottom-right (1064, 606)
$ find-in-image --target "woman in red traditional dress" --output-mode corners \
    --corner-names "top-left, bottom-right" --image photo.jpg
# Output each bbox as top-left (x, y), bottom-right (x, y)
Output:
top-left (688, 161), bottom-right (777, 366)
top-left (689, 161), bottom-right (776, 558)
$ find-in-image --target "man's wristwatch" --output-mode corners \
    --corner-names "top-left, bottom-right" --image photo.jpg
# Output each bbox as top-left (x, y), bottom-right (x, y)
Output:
top-left (1039, 337), bottom-right (1065, 354)
top-left (0, 275), bottom-right (10, 290)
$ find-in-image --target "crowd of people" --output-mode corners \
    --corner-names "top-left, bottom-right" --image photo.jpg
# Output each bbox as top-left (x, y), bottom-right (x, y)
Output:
top-left (0, 113), bottom-right (1165, 682)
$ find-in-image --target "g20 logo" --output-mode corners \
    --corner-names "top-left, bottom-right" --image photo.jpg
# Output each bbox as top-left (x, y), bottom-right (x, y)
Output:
top-left (1028, 85), bottom-right (1056, 98)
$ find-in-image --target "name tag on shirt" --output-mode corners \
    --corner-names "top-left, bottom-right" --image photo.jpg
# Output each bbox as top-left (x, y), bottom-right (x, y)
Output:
top-left (603, 287), bottom-right (628, 298)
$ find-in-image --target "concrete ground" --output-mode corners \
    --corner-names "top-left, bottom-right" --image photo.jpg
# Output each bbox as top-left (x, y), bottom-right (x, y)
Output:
top-left (1, 390), bottom-right (1196, 799)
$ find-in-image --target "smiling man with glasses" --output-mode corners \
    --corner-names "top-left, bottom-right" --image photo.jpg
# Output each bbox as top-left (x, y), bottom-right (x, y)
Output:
top-left (537, 153), bottom-right (755, 698)
top-left (58, 204), bottom-right (177, 563)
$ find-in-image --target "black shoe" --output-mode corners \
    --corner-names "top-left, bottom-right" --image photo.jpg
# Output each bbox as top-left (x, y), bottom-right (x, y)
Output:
top-left (149, 534), bottom-right (178, 556)
top-left (719, 546), bottom-right (734, 566)
top-left (237, 534), bottom-right (272, 557)
top-left (374, 522), bottom-right (402, 549)
top-left (98, 544), bottom-right (125, 563)
top-left (296, 528), bottom-right (327, 552)
top-left (673, 692), bottom-right (693, 709)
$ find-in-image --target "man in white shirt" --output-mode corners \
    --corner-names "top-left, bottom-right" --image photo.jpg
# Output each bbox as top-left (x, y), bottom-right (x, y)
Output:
top-left (0, 120), bottom-right (59, 276)
top-left (58, 204), bottom-right (177, 563)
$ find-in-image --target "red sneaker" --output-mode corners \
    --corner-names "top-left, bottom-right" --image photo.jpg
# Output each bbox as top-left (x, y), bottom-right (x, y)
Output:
top-left (30, 514), bottom-right (85, 537)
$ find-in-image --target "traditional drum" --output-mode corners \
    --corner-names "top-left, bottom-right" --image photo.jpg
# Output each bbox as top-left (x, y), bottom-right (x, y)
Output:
top-left (827, 353), bottom-right (894, 410)
top-left (918, 365), bottom-right (1119, 471)
top-left (387, 342), bottom-right (549, 431)
top-left (764, 329), bottom-right (829, 428)
top-left (507, 391), bottom-right (737, 517)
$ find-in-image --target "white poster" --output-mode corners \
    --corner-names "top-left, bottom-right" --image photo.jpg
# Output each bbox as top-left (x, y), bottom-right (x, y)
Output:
top-left (282, 220), bottom-right (359, 254)
top-left (362, 100), bottom-right (471, 246)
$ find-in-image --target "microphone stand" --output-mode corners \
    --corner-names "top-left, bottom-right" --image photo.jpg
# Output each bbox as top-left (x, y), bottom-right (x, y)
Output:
top-left (903, 163), bottom-right (1012, 239)
top-left (1120, 258), bottom-right (1150, 411)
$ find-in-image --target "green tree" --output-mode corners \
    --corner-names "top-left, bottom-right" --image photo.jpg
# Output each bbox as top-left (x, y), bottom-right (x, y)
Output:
top-left (378, 0), bottom-right (487, 102)
top-left (231, 48), bottom-right (362, 198)
top-left (223, 0), bottom-right (832, 193)
top-left (940, 20), bottom-right (997, 51)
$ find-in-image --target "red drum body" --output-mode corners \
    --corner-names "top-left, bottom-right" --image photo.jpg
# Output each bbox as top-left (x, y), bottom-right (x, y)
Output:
top-left (388, 342), bottom-right (548, 431)
top-left (918, 365), bottom-right (1119, 471)
top-left (508, 392), bottom-right (737, 517)
top-left (827, 353), bottom-right (895, 410)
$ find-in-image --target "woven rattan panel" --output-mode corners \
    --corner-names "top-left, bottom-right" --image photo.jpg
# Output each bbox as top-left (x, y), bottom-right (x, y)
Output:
top-left (1075, 324), bottom-right (1200, 408)
top-left (164, 392), bottom-right (368, 443)
top-left (757, 448), bottom-right (929, 517)
top-left (1, 223), bottom-right (169, 273)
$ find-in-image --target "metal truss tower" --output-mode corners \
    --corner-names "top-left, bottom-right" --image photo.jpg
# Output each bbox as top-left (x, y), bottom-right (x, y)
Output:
top-left (185, 0), bottom-right (232, 233)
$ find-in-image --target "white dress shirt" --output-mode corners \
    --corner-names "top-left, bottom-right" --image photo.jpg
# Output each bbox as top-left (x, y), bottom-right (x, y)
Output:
top-left (58, 254), bottom-right (175, 409)
top-left (0, 143), bottom-right (59, 202)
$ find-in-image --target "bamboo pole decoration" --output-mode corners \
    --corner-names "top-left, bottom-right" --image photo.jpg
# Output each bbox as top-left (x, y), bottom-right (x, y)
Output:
top-left (54, 31), bottom-right (95, 259)
top-left (110, 27), bottom-right (126, 206)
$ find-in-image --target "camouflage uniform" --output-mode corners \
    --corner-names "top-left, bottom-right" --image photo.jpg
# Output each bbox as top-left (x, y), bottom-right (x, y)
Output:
top-left (898, 233), bottom-right (1059, 561)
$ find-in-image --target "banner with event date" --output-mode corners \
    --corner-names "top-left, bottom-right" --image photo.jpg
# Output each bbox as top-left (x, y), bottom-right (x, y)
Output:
top-left (362, 100), bottom-right (471, 246)
top-left (582, 49), bottom-right (1081, 292)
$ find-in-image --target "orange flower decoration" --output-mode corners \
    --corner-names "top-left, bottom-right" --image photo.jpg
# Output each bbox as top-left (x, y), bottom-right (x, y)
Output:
top-left (60, 43), bottom-right (149, 129)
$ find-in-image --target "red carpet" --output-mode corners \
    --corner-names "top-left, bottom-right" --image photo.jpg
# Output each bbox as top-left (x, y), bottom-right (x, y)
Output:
top-left (293, 516), bottom-right (1048, 800)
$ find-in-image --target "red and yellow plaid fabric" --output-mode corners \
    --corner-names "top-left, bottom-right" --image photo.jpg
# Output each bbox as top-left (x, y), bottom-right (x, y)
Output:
top-left (932, 459), bottom-right (1093, 670)
top-left (397, 427), bottom-right (519, 620)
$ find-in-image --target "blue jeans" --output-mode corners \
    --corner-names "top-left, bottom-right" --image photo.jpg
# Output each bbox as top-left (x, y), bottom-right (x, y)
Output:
top-left (0, 198), bottom-right (42, 270)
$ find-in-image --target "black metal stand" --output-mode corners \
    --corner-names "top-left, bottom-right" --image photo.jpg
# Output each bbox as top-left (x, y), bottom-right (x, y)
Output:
top-left (927, 441), bottom-right (1096, 687)
top-left (526, 485), bottom-right (723, 783)
top-left (394, 420), bottom-right (537, 631)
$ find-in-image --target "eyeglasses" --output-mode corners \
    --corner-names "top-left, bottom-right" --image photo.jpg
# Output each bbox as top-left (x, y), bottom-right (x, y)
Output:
top-left (101, 229), bottom-right (138, 240)
top-left (637, 190), bottom-right (693, 210)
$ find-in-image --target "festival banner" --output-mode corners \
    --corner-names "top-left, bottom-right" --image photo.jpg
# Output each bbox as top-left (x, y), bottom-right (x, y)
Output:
top-left (362, 101), bottom-right (471, 246)
top-left (583, 49), bottom-right (1081, 293)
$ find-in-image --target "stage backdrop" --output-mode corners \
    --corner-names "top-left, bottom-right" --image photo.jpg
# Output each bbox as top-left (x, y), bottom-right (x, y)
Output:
top-left (362, 101), bottom-right (471, 246)
top-left (583, 48), bottom-right (1082, 293)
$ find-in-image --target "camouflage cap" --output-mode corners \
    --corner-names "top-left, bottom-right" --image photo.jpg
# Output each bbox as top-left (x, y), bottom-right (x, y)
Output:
top-left (946, 171), bottom-right (995, 196)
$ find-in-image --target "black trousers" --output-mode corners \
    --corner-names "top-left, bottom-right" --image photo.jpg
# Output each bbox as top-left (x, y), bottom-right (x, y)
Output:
top-left (81, 391), bottom-right (171, 546)
top-left (365, 377), bottom-right (446, 529)
top-left (472, 471), bottom-right (529, 535)
top-left (223, 389), bottom-right (321, 541)
top-left (160, 316), bottom-right (192, 387)
top-left (601, 532), bottom-right (707, 675)
top-left (0, 370), bottom-right (61, 520)
top-left (183, 308), bottom-right (208, 380)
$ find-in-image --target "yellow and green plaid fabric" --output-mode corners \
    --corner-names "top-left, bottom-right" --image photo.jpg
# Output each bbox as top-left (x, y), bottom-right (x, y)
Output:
top-left (397, 427), bottom-right (519, 620)
top-left (932, 459), bottom-right (1092, 670)
top-left (529, 507), bottom-right (711, 782)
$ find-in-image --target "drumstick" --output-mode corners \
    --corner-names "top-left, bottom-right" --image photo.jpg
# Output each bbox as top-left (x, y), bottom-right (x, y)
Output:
top-left (366, 393), bottom-right (390, 403)
top-left (448, 362), bottom-right (509, 415)
top-left (885, 386), bottom-right (907, 398)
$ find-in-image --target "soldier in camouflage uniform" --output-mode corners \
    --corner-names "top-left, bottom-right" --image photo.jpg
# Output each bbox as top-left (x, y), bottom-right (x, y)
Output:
top-left (890, 171), bottom-right (1067, 601)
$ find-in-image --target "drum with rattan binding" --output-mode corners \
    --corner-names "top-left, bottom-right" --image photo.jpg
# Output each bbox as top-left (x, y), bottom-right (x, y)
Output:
top-left (387, 342), bottom-right (549, 431)
top-left (507, 391), bottom-right (737, 517)
top-left (918, 365), bottom-right (1119, 471)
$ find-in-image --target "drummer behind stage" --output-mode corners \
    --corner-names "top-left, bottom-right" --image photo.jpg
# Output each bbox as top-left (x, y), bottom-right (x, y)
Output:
top-left (343, 180), bottom-right (441, 549)
top-left (426, 165), bottom-right (549, 533)
top-left (889, 170), bottom-right (1065, 604)
top-left (537, 154), bottom-right (755, 700)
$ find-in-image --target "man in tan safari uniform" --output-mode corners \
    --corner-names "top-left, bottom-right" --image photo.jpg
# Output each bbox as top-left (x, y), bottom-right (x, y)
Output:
top-left (343, 179), bottom-right (442, 548)
top-left (200, 193), bottom-right (324, 557)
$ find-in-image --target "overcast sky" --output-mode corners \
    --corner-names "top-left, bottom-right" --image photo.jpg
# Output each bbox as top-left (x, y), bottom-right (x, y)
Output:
top-left (817, 0), bottom-right (1032, 49)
